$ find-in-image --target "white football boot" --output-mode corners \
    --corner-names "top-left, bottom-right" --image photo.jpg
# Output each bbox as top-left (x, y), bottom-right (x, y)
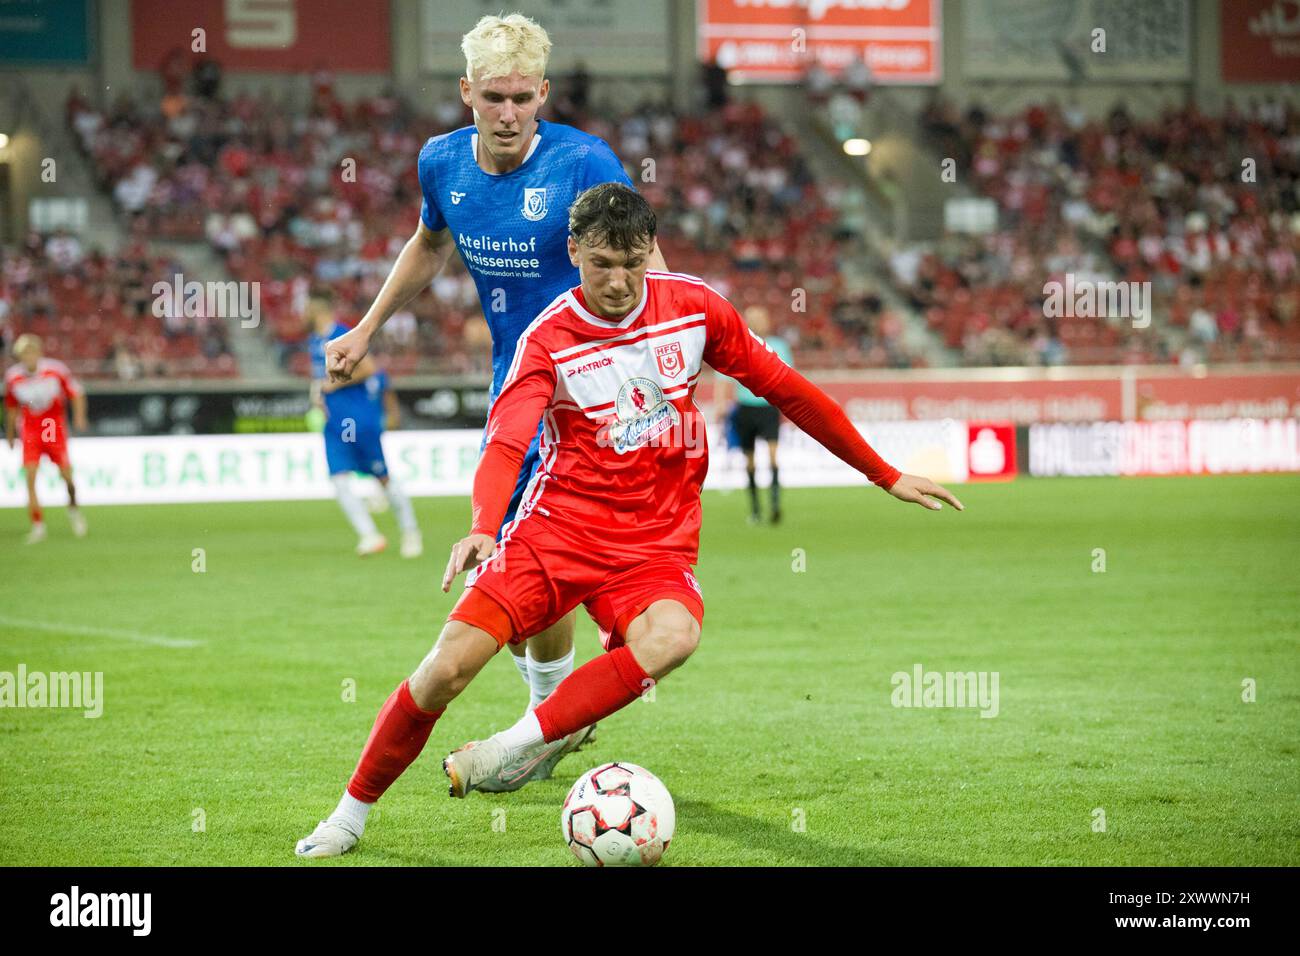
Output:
top-left (25, 523), bottom-right (47, 544)
top-left (68, 507), bottom-right (87, 538)
top-left (442, 737), bottom-right (511, 799)
top-left (476, 724), bottom-right (597, 793)
top-left (356, 532), bottom-right (387, 556)
top-left (294, 819), bottom-right (360, 858)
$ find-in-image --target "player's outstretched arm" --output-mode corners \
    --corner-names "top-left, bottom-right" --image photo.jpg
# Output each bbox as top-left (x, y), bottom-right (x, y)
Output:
top-left (440, 428), bottom-right (532, 593)
top-left (761, 368), bottom-right (963, 512)
top-left (441, 533), bottom-right (498, 593)
top-left (702, 288), bottom-right (963, 514)
top-left (759, 369), bottom-right (963, 512)
top-left (886, 473), bottom-right (964, 512)
top-left (442, 330), bottom-right (557, 592)
top-left (322, 355), bottom-right (378, 394)
top-left (327, 223), bottom-right (454, 383)
top-left (709, 373), bottom-right (733, 428)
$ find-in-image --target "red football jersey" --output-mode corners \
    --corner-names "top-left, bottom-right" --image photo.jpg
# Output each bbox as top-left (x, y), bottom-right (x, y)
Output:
top-left (472, 271), bottom-right (899, 563)
top-left (4, 358), bottom-right (81, 438)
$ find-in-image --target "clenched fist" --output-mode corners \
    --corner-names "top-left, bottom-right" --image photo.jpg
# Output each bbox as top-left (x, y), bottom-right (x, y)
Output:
top-left (325, 326), bottom-right (371, 384)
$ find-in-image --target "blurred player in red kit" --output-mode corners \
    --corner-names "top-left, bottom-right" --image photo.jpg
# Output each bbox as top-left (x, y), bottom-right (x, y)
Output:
top-left (4, 334), bottom-right (89, 543)
top-left (295, 183), bottom-right (963, 858)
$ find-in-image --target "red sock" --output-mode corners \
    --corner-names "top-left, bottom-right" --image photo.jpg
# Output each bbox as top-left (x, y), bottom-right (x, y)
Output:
top-left (30, 504), bottom-right (42, 524)
top-left (346, 680), bottom-right (444, 803)
top-left (534, 646), bottom-right (650, 742)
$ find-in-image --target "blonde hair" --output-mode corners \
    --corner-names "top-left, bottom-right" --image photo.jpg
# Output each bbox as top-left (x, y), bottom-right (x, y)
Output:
top-left (13, 333), bottom-right (42, 356)
top-left (461, 13), bottom-right (551, 82)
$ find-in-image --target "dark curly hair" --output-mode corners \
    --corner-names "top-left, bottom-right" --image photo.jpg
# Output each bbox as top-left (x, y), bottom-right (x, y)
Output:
top-left (568, 182), bottom-right (657, 254)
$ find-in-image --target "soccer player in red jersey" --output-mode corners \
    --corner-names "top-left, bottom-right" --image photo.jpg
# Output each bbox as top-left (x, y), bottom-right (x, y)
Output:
top-left (4, 334), bottom-right (89, 543)
top-left (295, 184), bottom-right (962, 857)
top-left (323, 14), bottom-right (669, 788)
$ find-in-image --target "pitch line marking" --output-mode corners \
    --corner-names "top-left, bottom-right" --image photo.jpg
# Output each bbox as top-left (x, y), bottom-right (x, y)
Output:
top-left (0, 615), bottom-right (205, 649)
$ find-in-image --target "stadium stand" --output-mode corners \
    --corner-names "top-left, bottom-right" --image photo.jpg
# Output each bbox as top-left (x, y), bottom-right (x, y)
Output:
top-left (7, 72), bottom-right (1295, 378)
top-left (0, 229), bottom-right (237, 379)
top-left (62, 75), bottom-right (924, 375)
top-left (910, 96), bottom-right (1300, 366)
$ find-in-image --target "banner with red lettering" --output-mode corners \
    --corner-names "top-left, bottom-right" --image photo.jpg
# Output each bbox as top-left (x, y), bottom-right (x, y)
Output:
top-left (697, 371), bottom-right (1300, 425)
top-left (698, 0), bottom-right (941, 84)
top-left (131, 0), bottom-right (391, 73)
top-left (1028, 420), bottom-right (1300, 477)
top-left (1221, 0), bottom-right (1300, 83)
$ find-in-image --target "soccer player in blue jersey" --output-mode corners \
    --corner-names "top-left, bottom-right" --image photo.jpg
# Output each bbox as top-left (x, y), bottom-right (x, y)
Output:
top-left (297, 14), bottom-right (669, 853)
top-left (307, 289), bottom-right (423, 558)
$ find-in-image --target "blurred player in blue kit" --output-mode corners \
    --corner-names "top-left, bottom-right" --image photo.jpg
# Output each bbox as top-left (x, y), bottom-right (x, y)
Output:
top-left (307, 289), bottom-right (423, 558)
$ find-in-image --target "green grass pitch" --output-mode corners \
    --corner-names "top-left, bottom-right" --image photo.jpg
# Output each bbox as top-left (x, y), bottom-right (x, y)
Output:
top-left (1, 475), bottom-right (1297, 866)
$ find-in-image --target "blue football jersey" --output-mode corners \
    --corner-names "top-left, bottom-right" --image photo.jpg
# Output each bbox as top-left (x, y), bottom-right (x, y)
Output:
top-left (418, 118), bottom-right (635, 401)
top-left (309, 322), bottom-right (379, 429)
top-left (366, 370), bottom-right (390, 431)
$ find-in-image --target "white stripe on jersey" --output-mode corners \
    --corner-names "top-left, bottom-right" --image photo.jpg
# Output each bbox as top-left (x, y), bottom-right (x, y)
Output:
top-left (549, 312), bottom-right (705, 362)
top-left (491, 406), bottom-right (559, 554)
top-left (646, 270), bottom-right (779, 357)
top-left (556, 321), bottom-right (708, 417)
top-left (523, 408), bottom-right (559, 519)
top-left (498, 295), bottom-right (572, 392)
top-left (562, 282), bottom-right (651, 330)
top-left (645, 270), bottom-right (718, 295)
top-left (576, 372), bottom-right (701, 416)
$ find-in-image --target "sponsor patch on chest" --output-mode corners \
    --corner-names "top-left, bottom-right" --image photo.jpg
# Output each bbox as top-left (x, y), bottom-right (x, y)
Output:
top-left (605, 377), bottom-right (680, 454)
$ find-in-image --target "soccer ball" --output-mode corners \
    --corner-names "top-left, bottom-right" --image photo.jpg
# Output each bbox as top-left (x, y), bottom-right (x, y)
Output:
top-left (560, 762), bottom-right (675, 866)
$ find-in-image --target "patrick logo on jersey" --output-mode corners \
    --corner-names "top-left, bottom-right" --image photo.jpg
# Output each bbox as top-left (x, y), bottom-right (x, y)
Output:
top-left (601, 377), bottom-right (682, 455)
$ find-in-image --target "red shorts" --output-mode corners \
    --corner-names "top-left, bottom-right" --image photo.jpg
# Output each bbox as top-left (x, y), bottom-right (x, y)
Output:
top-left (450, 518), bottom-right (704, 649)
top-left (22, 433), bottom-right (69, 469)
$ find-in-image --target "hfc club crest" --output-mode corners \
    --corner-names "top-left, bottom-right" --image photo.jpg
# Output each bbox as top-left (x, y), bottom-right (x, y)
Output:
top-left (655, 341), bottom-right (684, 379)
top-left (522, 187), bottom-right (548, 221)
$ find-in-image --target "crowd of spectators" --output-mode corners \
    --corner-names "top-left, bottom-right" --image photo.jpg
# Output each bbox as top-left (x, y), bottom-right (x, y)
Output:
top-left (0, 231), bottom-right (236, 379)
top-left (59, 67), bottom-right (922, 377)
top-left (910, 96), bottom-right (1300, 365)
top-left (18, 65), bottom-right (1293, 379)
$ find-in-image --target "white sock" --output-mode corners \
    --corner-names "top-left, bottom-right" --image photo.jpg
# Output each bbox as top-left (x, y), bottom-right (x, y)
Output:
top-left (526, 647), bottom-right (575, 710)
top-left (511, 651), bottom-right (532, 689)
top-left (494, 710), bottom-right (545, 760)
top-left (383, 480), bottom-right (418, 533)
top-left (332, 474), bottom-right (378, 537)
top-left (328, 790), bottom-right (372, 836)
